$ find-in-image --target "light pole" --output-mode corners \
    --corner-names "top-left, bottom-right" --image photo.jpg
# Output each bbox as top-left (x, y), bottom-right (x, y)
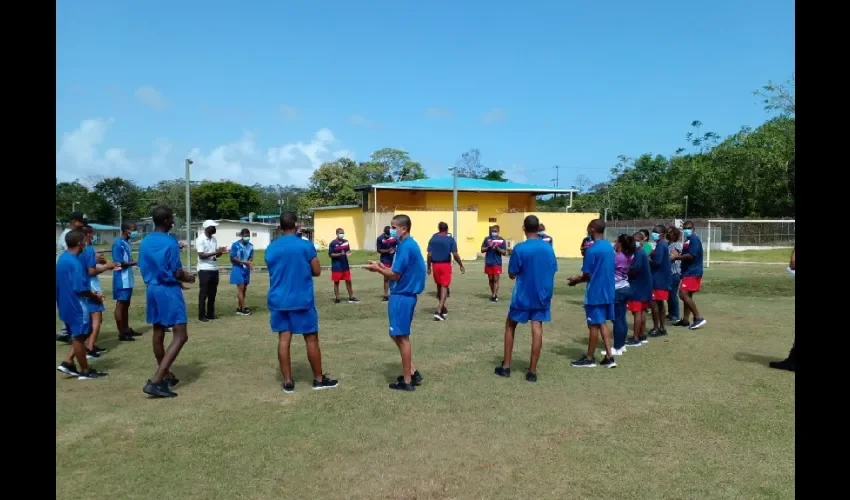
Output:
top-left (683, 195), bottom-right (689, 220)
top-left (451, 166), bottom-right (459, 241)
top-left (118, 206), bottom-right (123, 229)
top-left (185, 159), bottom-right (193, 271)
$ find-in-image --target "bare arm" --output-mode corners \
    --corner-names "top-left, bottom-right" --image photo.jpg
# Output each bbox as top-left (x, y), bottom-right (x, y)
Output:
top-left (789, 248), bottom-right (795, 270)
top-left (310, 257), bottom-right (321, 277)
top-left (452, 252), bottom-right (465, 273)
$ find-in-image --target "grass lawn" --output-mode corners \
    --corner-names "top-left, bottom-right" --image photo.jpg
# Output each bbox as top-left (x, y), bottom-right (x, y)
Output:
top-left (708, 248), bottom-right (792, 263)
top-left (56, 260), bottom-right (795, 500)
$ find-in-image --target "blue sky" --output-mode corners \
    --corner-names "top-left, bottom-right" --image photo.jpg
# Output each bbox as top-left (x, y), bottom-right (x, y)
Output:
top-left (56, 0), bottom-right (795, 189)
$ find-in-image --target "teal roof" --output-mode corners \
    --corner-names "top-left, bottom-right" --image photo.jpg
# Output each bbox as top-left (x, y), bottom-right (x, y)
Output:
top-left (88, 223), bottom-right (121, 231)
top-left (355, 177), bottom-right (576, 194)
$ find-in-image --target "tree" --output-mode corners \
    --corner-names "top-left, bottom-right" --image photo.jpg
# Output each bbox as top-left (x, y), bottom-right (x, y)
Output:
top-left (482, 169), bottom-right (508, 182)
top-left (93, 177), bottom-right (143, 220)
top-left (193, 181), bottom-right (262, 220)
top-left (571, 175), bottom-right (592, 192)
top-left (55, 180), bottom-right (115, 223)
top-left (141, 179), bottom-right (202, 222)
top-left (368, 148), bottom-right (425, 182)
top-left (454, 148), bottom-right (486, 178)
top-left (307, 158), bottom-right (364, 207)
top-left (753, 74), bottom-right (795, 116)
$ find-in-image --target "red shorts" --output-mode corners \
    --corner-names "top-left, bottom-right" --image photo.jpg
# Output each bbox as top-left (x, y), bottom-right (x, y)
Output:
top-left (331, 270), bottom-right (351, 282)
top-left (627, 300), bottom-right (650, 313)
top-left (484, 265), bottom-right (502, 276)
top-left (652, 289), bottom-right (669, 301)
top-left (432, 262), bottom-right (452, 287)
top-left (680, 276), bottom-right (702, 292)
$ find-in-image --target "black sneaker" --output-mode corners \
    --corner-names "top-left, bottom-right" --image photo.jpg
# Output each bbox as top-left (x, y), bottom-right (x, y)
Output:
top-left (489, 296), bottom-right (498, 303)
top-left (640, 335), bottom-right (649, 345)
top-left (412, 370), bottom-right (423, 386)
top-left (282, 382), bottom-right (295, 393)
top-left (665, 315), bottom-right (676, 321)
top-left (57, 361), bottom-right (79, 377)
top-left (441, 306), bottom-right (448, 316)
top-left (94, 345), bottom-right (108, 354)
top-left (381, 296), bottom-right (389, 301)
top-left (389, 380), bottom-right (415, 391)
top-left (348, 297), bottom-right (360, 304)
top-left (118, 333), bottom-right (136, 342)
top-left (78, 368), bottom-right (108, 380)
top-left (652, 329), bottom-right (668, 338)
top-left (689, 318), bottom-right (707, 330)
top-left (86, 350), bottom-right (100, 360)
top-left (494, 365), bottom-right (511, 377)
top-left (236, 308), bottom-right (249, 316)
top-left (334, 299), bottom-right (341, 305)
top-left (165, 372), bottom-right (180, 388)
top-left (241, 308), bottom-right (252, 315)
top-left (143, 379), bottom-right (177, 397)
top-left (647, 328), bottom-right (659, 337)
top-left (433, 311), bottom-right (446, 321)
top-left (129, 328), bottom-right (142, 337)
top-left (206, 316), bottom-right (220, 321)
top-left (672, 319), bottom-right (690, 327)
top-left (625, 337), bottom-right (642, 347)
top-left (600, 356), bottom-right (617, 368)
top-left (525, 371), bottom-right (537, 382)
top-left (571, 354), bottom-right (596, 368)
top-left (312, 375), bottom-right (339, 390)
top-left (768, 358), bottom-right (795, 372)
top-left (198, 317), bottom-right (210, 323)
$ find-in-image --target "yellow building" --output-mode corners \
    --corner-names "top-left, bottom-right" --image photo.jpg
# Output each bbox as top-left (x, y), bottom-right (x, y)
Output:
top-left (310, 177), bottom-right (598, 260)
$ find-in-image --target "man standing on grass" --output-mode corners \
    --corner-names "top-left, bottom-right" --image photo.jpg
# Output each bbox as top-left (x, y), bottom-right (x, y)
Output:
top-left (648, 224), bottom-right (671, 337)
top-left (266, 212), bottom-right (339, 393)
top-left (770, 247), bottom-right (795, 372)
top-left (57, 211), bottom-right (89, 343)
top-left (196, 220), bottom-right (227, 322)
top-left (230, 228), bottom-right (255, 316)
top-left (56, 230), bottom-right (108, 380)
top-left (329, 228), bottom-right (360, 304)
top-left (427, 222), bottom-right (465, 320)
top-left (671, 220), bottom-right (707, 330)
top-left (376, 226), bottom-right (398, 301)
top-left (80, 226), bottom-right (118, 359)
top-left (139, 206), bottom-right (196, 398)
top-left (568, 219), bottom-right (617, 368)
top-left (481, 225), bottom-right (507, 302)
top-left (494, 215), bottom-right (558, 382)
top-left (366, 214), bottom-right (426, 391)
top-left (113, 221), bottom-right (140, 342)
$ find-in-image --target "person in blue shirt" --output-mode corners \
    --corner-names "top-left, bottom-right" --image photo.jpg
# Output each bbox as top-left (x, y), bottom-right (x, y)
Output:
top-left (625, 232), bottom-right (653, 347)
top-left (328, 228), bottom-right (360, 304)
top-left (568, 219), bottom-right (617, 368)
top-left (230, 228), bottom-right (255, 316)
top-left (56, 229), bottom-right (108, 380)
top-left (648, 224), bottom-right (671, 337)
top-left (427, 222), bottom-right (465, 321)
top-left (494, 215), bottom-right (558, 382)
top-left (366, 214), bottom-right (426, 391)
top-left (267, 212), bottom-right (339, 393)
top-left (112, 221), bottom-right (140, 342)
top-left (376, 226), bottom-right (398, 301)
top-left (480, 225), bottom-right (507, 302)
top-left (80, 226), bottom-right (119, 360)
top-left (671, 220), bottom-right (707, 330)
top-left (138, 206), bottom-right (196, 398)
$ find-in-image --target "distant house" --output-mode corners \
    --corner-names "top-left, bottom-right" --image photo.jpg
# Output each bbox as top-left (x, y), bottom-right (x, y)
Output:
top-left (55, 222), bottom-right (121, 247)
top-left (207, 220), bottom-right (278, 250)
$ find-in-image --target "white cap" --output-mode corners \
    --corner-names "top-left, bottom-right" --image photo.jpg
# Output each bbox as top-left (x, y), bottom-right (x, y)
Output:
top-left (202, 220), bottom-right (219, 229)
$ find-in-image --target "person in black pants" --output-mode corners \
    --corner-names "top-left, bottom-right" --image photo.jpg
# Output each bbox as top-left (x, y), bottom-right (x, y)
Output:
top-left (196, 220), bottom-right (228, 322)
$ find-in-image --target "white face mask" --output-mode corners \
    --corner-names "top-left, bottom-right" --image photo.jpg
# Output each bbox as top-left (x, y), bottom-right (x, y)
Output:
top-left (337, 234), bottom-right (345, 240)
top-left (491, 232), bottom-right (498, 237)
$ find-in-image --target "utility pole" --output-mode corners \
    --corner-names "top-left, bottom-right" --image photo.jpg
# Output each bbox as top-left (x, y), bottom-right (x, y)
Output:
top-left (118, 206), bottom-right (122, 230)
top-left (452, 166), bottom-right (459, 242)
top-left (684, 195), bottom-right (689, 220)
top-left (185, 159), bottom-right (193, 272)
top-left (551, 165), bottom-right (560, 205)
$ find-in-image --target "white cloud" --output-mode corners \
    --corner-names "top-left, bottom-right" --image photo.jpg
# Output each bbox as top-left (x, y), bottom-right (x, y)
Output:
top-left (279, 105), bottom-right (301, 120)
top-left (424, 107), bottom-right (452, 120)
top-left (481, 108), bottom-right (507, 124)
top-left (135, 86), bottom-right (167, 111)
top-left (55, 118), bottom-right (351, 187)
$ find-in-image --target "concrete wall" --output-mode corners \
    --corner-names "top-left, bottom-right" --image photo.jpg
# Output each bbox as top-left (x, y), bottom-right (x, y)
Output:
top-left (498, 212), bottom-right (599, 258)
top-left (215, 221), bottom-right (275, 250)
top-left (312, 207), bottom-right (366, 249)
top-left (400, 209), bottom-right (480, 261)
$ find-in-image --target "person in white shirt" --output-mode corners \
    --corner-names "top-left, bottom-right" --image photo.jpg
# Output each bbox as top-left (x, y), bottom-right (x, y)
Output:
top-left (57, 211), bottom-right (87, 253)
top-left (196, 220), bottom-right (228, 322)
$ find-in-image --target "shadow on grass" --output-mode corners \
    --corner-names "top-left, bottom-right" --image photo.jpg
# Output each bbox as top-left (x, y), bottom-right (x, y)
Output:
top-left (552, 345), bottom-right (586, 360)
top-left (491, 356), bottom-right (528, 373)
top-left (383, 362), bottom-right (402, 383)
top-left (273, 362), bottom-right (315, 384)
top-left (734, 352), bottom-right (784, 367)
top-left (173, 361), bottom-right (206, 388)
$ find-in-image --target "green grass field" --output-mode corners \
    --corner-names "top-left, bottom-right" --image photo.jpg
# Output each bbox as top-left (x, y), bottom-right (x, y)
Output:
top-left (56, 260), bottom-right (795, 500)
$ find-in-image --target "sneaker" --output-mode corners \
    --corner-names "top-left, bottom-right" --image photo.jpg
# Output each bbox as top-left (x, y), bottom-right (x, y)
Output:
top-left (600, 356), bottom-right (617, 368)
top-left (388, 380), bottom-right (415, 391)
top-left (198, 317), bottom-right (210, 323)
top-left (571, 354), bottom-right (596, 368)
top-left (206, 316), bottom-right (220, 321)
top-left (441, 306), bottom-right (448, 316)
top-left (651, 329), bottom-right (668, 338)
top-left (312, 375), bottom-right (339, 390)
top-left (57, 361), bottom-right (79, 377)
top-left (433, 311), bottom-right (446, 321)
top-left (640, 335), bottom-right (649, 345)
top-left (665, 314), bottom-right (676, 321)
top-left (411, 370), bottom-right (423, 386)
top-left (334, 299), bottom-right (341, 305)
top-left (381, 296), bottom-right (389, 302)
top-left (128, 328), bottom-right (142, 337)
top-left (78, 368), bottom-right (108, 380)
top-left (94, 345), bottom-right (108, 354)
top-left (143, 379), bottom-right (177, 397)
top-left (236, 308), bottom-right (249, 316)
top-left (118, 333), bottom-right (136, 342)
top-left (282, 382), bottom-right (295, 393)
top-left (768, 358), bottom-right (795, 372)
top-left (601, 347), bottom-right (625, 357)
top-left (494, 365), bottom-right (511, 377)
top-left (86, 350), bottom-right (100, 360)
top-left (647, 328), bottom-right (659, 337)
top-left (672, 319), bottom-right (690, 327)
top-left (489, 296), bottom-right (498, 303)
top-left (493, 296), bottom-right (499, 302)
top-left (165, 372), bottom-right (180, 388)
top-left (625, 337), bottom-right (642, 347)
top-left (689, 318), bottom-right (707, 330)
top-left (348, 297), bottom-right (361, 304)
top-left (525, 371), bottom-right (537, 382)
top-left (242, 308), bottom-right (252, 315)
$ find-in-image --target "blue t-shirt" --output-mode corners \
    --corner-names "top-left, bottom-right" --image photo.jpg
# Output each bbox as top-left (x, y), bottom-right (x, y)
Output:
top-left (581, 238), bottom-right (615, 305)
top-left (377, 234), bottom-right (398, 265)
top-left (80, 246), bottom-right (102, 293)
top-left (56, 251), bottom-right (90, 324)
top-left (230, 240), bottom-right (255, 271)
top-left (390, 236), bottom-right (426, 296)
top-left (628, 249), bottom-right (652, 302)
top-left (112, 238), bottom-right (135, 290)
top-left (508, 238), bottom-right (558, 310)
top-left (138, 232), bottom-right (182, 286)
top-left (266, 235), bottom-right (318, 311)
top-left (328, 239), bottom-right (351, 272)
top-left (481, 236), bottom-right (507, 266)
top-left (681, 234), bottom-right (704, 277)
top-left (427, 233), bottom-right (457, 263)
top-left (650, 239), bottom-right (672, 290)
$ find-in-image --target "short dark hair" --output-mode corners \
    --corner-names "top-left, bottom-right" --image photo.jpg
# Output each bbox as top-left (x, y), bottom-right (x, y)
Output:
top-left (65, 229), bottom-right (85, 248)
top-left (392, 214), bottom-right (412, 232)
top-left (523, 215), bottom-right (540, 233)
top-left (70, 211), bottom-right (86, 224)
top-left (438, 222), bottom-right (449, 232)
top-left (492, 225), bottom-right (500, 231)
top-left (617, 233), bottom-right (636, 256)
top-left (633, 231), bottom-right (645, 241)
top-left (383, 225), bottom-right (391, 233)
top-left (280, 211), bottom-right (298, 231)
top-left (152, 205), bottom-right (173, 227)
top-left (539, 223), bottom-right (546, 231)
top-left (640, 229), bottom-right (650, 238)
top-left (683, 220), bottom-right (695, 229)
top-left (121, 221), bottom-right (136, 232)
top-left (81, 225), bottom-right (95, 235)
top-left (653, 224), bottom-right (666, 235)
top-left (240, 228), bottom-right (250, 236)
top-left (588, 218), bottom-right (606, 235)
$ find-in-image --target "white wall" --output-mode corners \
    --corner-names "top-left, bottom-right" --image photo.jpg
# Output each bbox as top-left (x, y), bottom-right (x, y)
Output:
top-left (216, 221), bottom-right (274, 250)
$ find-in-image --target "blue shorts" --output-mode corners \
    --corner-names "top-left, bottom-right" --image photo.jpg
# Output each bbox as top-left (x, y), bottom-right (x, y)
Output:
top-left (270, 307), bottom-right (319, 334)
top-left (508, 306), bottom-right (551, 324)
top-left (146, 284), bottom-right (187, 327)
top-left (113, 288), bottom-right (133, 302)
top-left (64, 321), bottom-right (91, 337)
top-left (388, 294), bottom-right (417, 336)
top-left (87, 298), bottom-right (106, 313)
top-left (585, 303), bottom-right (615, 326)
top-left (230, 269), bottom-right (251, 285)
